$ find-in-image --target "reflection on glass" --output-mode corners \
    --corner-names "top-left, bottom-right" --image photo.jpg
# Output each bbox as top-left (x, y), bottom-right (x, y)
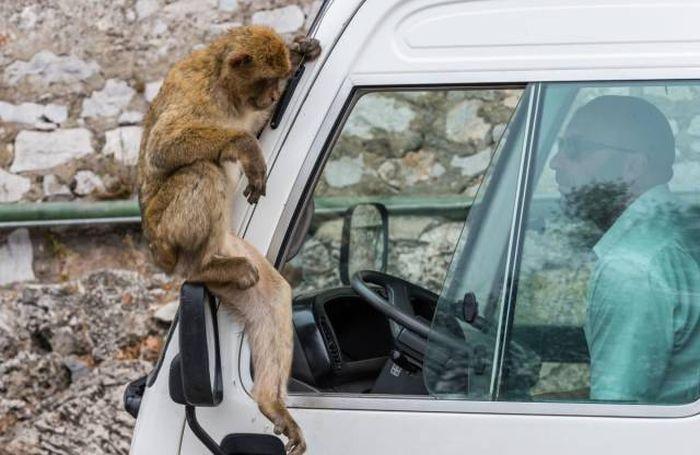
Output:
top-left (346, 204), bottom-right (386, 279)
top-left (428, 81), bottom-right (700, 406)
top-left (537, 91), bottom-right (700, 404)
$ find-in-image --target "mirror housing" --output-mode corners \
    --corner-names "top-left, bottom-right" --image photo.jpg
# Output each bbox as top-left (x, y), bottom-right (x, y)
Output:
top-left (340, 203), bottom-right (389, 284)
top-left (169, 283), bottom-right (223, 407)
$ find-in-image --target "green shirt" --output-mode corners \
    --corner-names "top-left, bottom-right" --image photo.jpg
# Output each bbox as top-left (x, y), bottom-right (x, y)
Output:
top-left (585, 184), bottom-right (700, 403)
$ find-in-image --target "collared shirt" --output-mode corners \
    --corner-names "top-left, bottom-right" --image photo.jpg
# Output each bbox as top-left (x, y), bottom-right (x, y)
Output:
top-left (585, 184), bottom-right (700, 403)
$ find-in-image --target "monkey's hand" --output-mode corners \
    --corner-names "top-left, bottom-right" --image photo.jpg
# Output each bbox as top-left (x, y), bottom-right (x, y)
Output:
top-left (241, 156), bottom-right (266, 205)
top-left (289, 36), bottom-right (321, 66)
top-left (220, 133), bottom-right (267, 204)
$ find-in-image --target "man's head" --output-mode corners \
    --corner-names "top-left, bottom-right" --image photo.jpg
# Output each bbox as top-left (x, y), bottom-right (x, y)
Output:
top-left (551, 95), bottom-right (675, 195)
top-left (550, 95), bottom-right (675, 229)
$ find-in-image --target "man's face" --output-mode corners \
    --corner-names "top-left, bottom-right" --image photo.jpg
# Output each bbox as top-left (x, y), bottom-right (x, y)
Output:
top-left (550, 134), bottom-right (628, 196)
top-left (549, 128), bottom-right (646, 233)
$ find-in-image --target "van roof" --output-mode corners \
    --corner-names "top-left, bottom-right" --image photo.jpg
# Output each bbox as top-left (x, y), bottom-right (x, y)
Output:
top-left (322, 0), bottom-right (700, 82)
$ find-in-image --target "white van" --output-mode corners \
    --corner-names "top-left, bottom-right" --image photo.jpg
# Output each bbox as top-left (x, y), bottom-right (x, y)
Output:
top-left (127, 0), bottom-right (700, 453)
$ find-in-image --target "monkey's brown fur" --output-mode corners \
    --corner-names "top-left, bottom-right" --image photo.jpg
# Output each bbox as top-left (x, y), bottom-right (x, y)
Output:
top-left (137, 26), bottom-right (318, 454)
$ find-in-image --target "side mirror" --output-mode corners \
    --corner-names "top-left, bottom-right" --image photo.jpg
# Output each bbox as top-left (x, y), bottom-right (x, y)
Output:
top-left (169, 283), bottom-right (285, 455)
top-left (169, 283), bottom-right (223, 407)
top-left (339, 203), bottom-right (389, 285)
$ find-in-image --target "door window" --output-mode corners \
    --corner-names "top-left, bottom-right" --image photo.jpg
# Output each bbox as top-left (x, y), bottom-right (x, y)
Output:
top-left (283, 86), bottom-right (524, 395)
top-left (427, 81), bottom-right (700, 406)
top-left (284, 87), bottom-right (524, 297)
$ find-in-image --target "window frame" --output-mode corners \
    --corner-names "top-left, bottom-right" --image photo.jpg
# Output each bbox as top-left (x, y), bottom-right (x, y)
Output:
top-left (251, 80), bottom-right (700, 419)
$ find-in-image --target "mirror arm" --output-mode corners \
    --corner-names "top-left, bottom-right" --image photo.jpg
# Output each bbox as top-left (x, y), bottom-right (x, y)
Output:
top-left (186, 405), bottom-right (227, 455)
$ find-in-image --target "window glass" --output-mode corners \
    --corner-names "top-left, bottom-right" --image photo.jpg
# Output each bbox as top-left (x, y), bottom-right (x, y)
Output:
top-left (285, 88), bottom-right (523, 297)
top-left (428, 80), bottom-right (700, 406)
top-left (425, 86), bottom-right (533, 400)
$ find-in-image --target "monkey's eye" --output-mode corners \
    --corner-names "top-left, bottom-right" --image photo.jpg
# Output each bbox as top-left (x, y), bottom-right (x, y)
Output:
top-left (257, 78), bottom-right (276, 87)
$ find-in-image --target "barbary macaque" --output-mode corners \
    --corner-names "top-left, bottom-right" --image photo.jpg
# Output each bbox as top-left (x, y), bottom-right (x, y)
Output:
top-left (137, 25), bottom-right (320, 454)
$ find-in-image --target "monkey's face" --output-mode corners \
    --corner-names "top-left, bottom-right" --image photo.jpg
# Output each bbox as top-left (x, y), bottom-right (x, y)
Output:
top-left (250, 76), bottom-right (285, 109)
top-left (220, 26), bottom-right (292, 110)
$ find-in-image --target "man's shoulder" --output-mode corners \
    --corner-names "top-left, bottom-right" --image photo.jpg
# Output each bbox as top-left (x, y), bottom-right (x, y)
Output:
top-left (596, 227), bottom-right (697, 284)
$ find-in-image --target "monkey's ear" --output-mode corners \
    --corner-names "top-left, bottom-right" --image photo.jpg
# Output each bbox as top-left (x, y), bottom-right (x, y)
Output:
top-left (227, 52), bottom-right (253, 68)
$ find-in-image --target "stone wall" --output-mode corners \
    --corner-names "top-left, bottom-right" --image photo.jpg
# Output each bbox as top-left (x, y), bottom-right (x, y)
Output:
top-left (316, 90), bottom-right (521, 198)
top-left (0, 0), bottom-right (320, 203)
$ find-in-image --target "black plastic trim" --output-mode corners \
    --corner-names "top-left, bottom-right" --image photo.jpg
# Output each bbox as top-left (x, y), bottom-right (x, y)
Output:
top-left (185, 405), bottom-right (226, 455)
top-left (123, 374), bottom-right (148, 418)
top-left (220, 433), bottom-right (285, 455)
top-left (178, 283), bottom-right (223, 407)
top-left (270, 64), bottom-right (306, 129)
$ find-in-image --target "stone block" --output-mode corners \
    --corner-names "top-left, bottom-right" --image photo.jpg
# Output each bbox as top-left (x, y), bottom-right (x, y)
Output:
top-left (4, 50), bottom-right (99, 86)
top-left (81, 79), bottom-right (135, 119)
top-left (73, 170), bottom-right (105, 196)
top-left (252, 5), bottom-right (305, 34)
top-left (102, 126), bottom-right (143, 165)
top-left (11, 129), bottom-right (93, 173)
top-left (0, 229), bottom-right (35, 286)
top-left (0, 168), bottom-right (31, 202)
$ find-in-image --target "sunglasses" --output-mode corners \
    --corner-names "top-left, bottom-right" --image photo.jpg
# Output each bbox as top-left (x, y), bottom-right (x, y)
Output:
top-left (557, 136), bottom-right (638, 159)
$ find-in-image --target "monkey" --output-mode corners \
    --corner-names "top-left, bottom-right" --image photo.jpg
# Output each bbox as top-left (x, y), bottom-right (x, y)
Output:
top-left (137, 26), bottom-right (320, 454)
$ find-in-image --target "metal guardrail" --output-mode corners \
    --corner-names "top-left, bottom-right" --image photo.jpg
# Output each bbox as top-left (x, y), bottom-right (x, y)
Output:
top-left (0, 200), bottom-right (141, 229)
top-left (0, 195), bottom-right (476, 229)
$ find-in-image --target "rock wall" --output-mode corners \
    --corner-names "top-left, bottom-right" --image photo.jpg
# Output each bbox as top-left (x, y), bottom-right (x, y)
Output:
top-left (0, 0), bottom-right (320, 203)
top-left (0, 268), bottom-right (178, 454)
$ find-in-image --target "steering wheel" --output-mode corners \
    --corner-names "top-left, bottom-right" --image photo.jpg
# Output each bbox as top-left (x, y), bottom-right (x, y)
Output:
top-left (350, 270), bottom-right (467, 352)
top-left (350, 270), bottom-right (434, 338)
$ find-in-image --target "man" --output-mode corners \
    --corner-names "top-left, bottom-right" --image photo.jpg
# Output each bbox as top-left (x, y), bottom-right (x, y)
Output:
top-left (550, 95), bottom-right (700, 403)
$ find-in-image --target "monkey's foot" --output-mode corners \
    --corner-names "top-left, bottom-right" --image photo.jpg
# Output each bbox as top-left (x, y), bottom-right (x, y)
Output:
top-left (275, 418), bottom-right (306, 455)
top-left (240, 154), bottom-right (266, 204)
top-left (243, 180), bottom-right (266, 204)
top-left (258, 399), bottom-right (306, 455)
top-left (229, 257), bottom-right (259, 290)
